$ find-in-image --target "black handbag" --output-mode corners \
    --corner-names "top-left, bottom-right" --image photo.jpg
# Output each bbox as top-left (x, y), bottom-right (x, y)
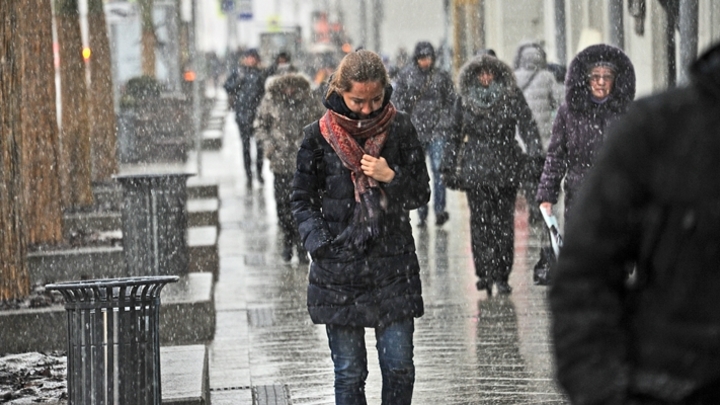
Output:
top-left (533, 212), bottom-right (563, 286)
top-left (533, 245), bottom-right (555, 285)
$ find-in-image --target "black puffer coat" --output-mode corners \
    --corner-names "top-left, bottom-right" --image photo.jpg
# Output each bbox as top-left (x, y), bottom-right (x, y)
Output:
top-left (550, 41), bottom-right (720, 405)
top-left (536, 44), bottom-right (635, 210)
top-left (443, 55), bottom-right (542, 188)
top-left (392, 42), bottom-right (456, 145)
top-left (291, 102), bottom-right (430, 328)
top-left (224, 65), bottom-right (267, 126)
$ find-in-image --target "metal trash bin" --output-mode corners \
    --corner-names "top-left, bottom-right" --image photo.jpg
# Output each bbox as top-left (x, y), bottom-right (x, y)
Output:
top-left (46, 276), bottom-right (178, 405)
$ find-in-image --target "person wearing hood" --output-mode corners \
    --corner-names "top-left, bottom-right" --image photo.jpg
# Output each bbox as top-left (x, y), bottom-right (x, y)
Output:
top-left (549, 40), bottom-right (720, 405)
top-left (254, 73), bottom-right (324, 263)
top-left (392, 41), bottom-right (456, 226)
top-left (442, 54), bottom-right (543, 295)
top-left (291, 50), bottom-right (430, 404)
top-left (513, 42), bottom-right (560, 148)
top-left (224, 48), bottom-right (268, 187)
top-left (536, 44), bottom-right (636, 224)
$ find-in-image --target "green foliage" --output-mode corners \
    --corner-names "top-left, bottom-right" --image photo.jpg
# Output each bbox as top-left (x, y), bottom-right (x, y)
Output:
top-left (119, 75), bottom-right (162, 109)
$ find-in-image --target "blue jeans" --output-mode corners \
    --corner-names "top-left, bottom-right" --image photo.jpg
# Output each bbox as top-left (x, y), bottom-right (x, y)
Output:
top-left (418, 138), bottom-right (447, 221)
top-left (326, 318), bottom-right (415, 405)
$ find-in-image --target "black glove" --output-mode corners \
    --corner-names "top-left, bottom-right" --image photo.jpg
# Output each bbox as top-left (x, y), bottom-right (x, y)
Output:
top-left (312, 240), bottom-right (359, 262)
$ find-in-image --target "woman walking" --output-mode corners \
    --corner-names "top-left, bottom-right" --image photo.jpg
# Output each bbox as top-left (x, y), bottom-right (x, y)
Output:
top-left (442, 54), bottom-right (542, 295)
top-left (291, 50), bottom-right (430, 405)
top-left (536, 44), bottom-right (636, 224)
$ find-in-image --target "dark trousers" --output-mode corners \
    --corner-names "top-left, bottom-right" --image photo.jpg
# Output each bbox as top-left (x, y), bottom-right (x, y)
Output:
top-left (236, 119), bottom-right (263, 180)
top-left (466, 185), bottom-right (517, 282)
top-left (326, 318), bottom-right (415, 405)
top-left (273, 173), bottom-right (301, 250)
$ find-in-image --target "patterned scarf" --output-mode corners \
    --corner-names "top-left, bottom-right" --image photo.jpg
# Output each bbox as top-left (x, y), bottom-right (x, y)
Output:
top-left (319, 102), bottom-right (397, 251)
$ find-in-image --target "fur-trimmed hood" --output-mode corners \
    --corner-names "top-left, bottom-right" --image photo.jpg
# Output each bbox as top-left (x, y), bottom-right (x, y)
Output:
top-left (457, 55), bottom-right (518, 97)
top-left (265, 72), bottom-right (313, 100)
top-left (565, 44), bottom-right (636, 113)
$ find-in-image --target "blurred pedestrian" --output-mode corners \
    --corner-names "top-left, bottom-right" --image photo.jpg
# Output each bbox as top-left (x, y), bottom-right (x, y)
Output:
top-left (536, 44), bottom-right (635, 224)
top-left (393, 41), bottom-right (456, 226)
top-left (255, 73), bottom-right (323, 263)
top-left (442, 54), bottom-right (543, 295)
top-left (546, 62), bottom-right (568, 106)
top-left (513, 42), bottom-right (560, 229)
top-left (224, 48), bottom-right (267, 187)
top-left (513, 42), bottom-right (560, 149)
top-left (291, 49), bottom-right (430, 404)
top-left (206, 51), bottom-right (223, 90)
top-left (265, 51), bottom-right (297, 83)
top-left (550, 40), bottom-right (720, 405)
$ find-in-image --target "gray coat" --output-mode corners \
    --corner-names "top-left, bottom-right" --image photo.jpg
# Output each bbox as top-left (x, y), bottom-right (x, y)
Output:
top-left (514, 43), bottom-right (561, 149)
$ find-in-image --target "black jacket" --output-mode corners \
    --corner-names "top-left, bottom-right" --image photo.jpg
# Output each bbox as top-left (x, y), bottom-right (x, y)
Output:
top-left (291, 108), bottom-right (430, 328)
top-left (224, 64), bottom-right (266, 125)
top-left (392, 43), bottom-right (456, 145)
top-left (550, 41), bottom-right (720, 405)
top-left (442, 55), bottom-right (542, 188)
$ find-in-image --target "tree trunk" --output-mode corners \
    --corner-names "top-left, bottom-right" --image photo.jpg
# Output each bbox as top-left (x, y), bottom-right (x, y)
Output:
top-left (88, 0), bottom-right (118, 183)
top-left (0, 1), bottom-right (30, 301)
top-left (56, 0), bottom-right (94, 210)
top-left (140, 0), bottom-right (156, 76)
top-left (19, 0), bottom-right (64, 247)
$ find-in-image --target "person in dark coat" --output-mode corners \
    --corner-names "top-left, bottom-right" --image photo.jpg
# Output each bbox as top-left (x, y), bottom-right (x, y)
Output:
top-left (291, 50), bottom-right (430, 405)
top-left (442, 54), bottom-right (543, 295)
top-left (550, 40), bottom-right (720, 405)
top-left (392, 41), bottom-right (456, 226)
top-left (254, 73), bottom-right (324, 263)
top-left (536, 44), bottom-right (636, 223)
top-left (224, 48), bottom-right (267, 187)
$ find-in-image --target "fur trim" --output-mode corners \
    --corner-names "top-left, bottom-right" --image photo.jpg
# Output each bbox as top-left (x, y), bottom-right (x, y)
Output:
top-left (457, 55), bottom-right (518, 97)
top-left (565, 44), bottom-right (636, 113)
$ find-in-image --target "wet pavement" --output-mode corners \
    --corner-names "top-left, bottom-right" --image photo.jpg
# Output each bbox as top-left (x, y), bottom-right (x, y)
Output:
top-left (195, 90), bottom-right (568, 404)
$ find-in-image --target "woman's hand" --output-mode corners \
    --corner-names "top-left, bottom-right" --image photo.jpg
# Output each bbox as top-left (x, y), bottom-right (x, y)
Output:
top-left (361, 154), bottom-right (395, 183)
top-left (539, 202), bottom-right (553, 217)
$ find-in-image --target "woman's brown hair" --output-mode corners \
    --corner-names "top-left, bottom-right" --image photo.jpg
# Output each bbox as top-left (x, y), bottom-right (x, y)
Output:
top-left (326, 50), bottom-right (389, 98)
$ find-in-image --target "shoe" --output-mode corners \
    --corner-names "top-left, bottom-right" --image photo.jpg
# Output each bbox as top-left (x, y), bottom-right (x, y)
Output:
top-left (476, 278), bottom-right (492, 296)
top-left (435, 212), bottom-right (449, 226)
top-left (281, 246), bottom-right (292, 262)
top-left (495, 281), bottom-right (512, 294)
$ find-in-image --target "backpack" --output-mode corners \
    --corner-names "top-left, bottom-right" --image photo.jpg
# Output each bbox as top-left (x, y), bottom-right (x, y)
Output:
top-left (303, 121), bottom-right (326, 190)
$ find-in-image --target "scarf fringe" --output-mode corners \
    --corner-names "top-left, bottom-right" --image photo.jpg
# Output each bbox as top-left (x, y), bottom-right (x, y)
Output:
top-left (333, 188), bottom-right (386, 252)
